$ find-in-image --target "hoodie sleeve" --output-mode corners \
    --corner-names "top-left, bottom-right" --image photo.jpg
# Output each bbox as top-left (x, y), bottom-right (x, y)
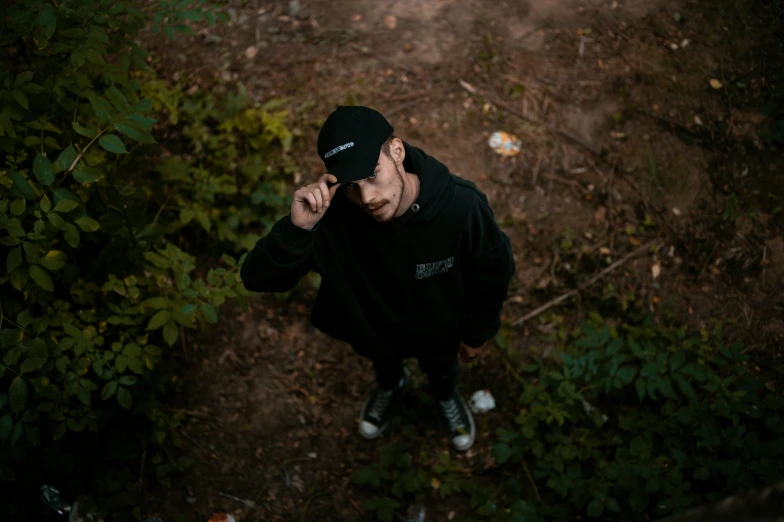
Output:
top-left (239, 215), bottom-right (315, 293)
top-left (460, 196), bottom-right (516, 348)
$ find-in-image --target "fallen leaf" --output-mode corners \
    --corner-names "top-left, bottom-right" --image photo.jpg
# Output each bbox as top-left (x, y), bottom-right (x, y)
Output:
top-left (610, 131), bottom-right (626, 139)
top-left (681, 38), bottom-right (690, 48)
top-left (709, 79), bottom-right (723, 90)
top-left (384, 15), bottom-right (397, 29)
top-left (431, 477), bottom-right (441, 490)
top-left (651, 261), bottom-right (661, 279)
top-left (693, 115), bottom-right (703, 126)
top-left (599, 247), bottom-right (611, 255)
top-left (669, 43), bottom-right (679, 50)
top-left (672, 207), bottom-right (682, 216)
top-left (508, 295), bottom-right (524, 304)
top-left (351, 13), bottom-right (362, 22)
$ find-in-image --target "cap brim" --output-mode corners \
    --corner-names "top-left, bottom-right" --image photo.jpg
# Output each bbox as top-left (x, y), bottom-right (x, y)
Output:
top-left (327, 145), bottom-right (383, 184)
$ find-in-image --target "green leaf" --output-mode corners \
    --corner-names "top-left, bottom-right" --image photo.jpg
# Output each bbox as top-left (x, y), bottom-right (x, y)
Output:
top-left (106, 86), bottom-right (130, 111)
top-left (54, 199), bottom-right (79, 213)
top-left (199, 303), bottom-right (217, 324)
top-left (658, 378), bottom-right (678, 400)
top-left (606, 498), bottom-right (621, 513)
top-left (10, 267), bottom-right (28, 291)
top-left (13, 89), bottom-right (28, 110)
top-left (20, 357), bottom-right (46, 373)
top-left (54, 145), bottom-right (77, 172)
top-left (75, 216), bottom-right (100, 232)
top-left (10, 422), bottom-right (22, 445)
top-left (163, 321), bottom-right (179, 346)
top-left (87, 93), bottom-right (113, 122)
top-left (33, 152), bottom-right (54, 185)
top-left (98, 133), bottom-right (128, 154)
top-left (40, 194), bottom-right (51, 213)
top-left (29, 265), bottom-right (54, 291)
top-left (63, 223), bottom-right (80, 248)
top-left (14, 71), bottom-right (34, 88)
top-left (115, 123), bottom-right (155, 144)
top-left (0, 415), bottom-right (12, 441)
top-left (635, 378), bottom-right (646, 402)
top-left (10, 199), bottom-right (25, 216)
top-left (6, 247), bottom-right (23, 273)
top-left (143, 297), bottom-right (169, 309)
top-left (675, 375), bottom-right (697, 402)
top-left (117, 386), bottom-right (132, 409)
top-left (39, 4), bottom-right (57, 38)
top-left (40, 250), bottom-right (67, 271)
top-left (9, 377), bottom-right (27, 413)
top-left (147, 310), bottom-right (171, 330)
top-left (84, 49), bottom-right (105, 65)
top-left (67, 418), bottom-right (84, 432)
top-left (587, 499), bottom-right (604, 517)
top-left (73, 165), bottom-right (104, 184)
top-left (72, 122), bottom-right (96, 138)
top-left (101, 381), bottom-right (117, 400)
top-left (492, 442), bottom-right (512, 464)
top-left (118, 375), bottom-right (137, 386)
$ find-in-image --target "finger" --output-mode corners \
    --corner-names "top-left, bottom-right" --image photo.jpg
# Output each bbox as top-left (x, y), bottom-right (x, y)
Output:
top-left (304, 192), bottom-right (318, 213)
top-left (312, 187), bottom-right (324, 213)
top-left (318, 181), bottom-right (331, 208)
top-left (323, 174), bottom-right (341, 197)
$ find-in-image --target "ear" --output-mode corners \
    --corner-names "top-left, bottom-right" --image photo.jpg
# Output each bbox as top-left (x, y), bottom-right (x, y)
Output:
top-left (390, 137), bottom-right (405, 164)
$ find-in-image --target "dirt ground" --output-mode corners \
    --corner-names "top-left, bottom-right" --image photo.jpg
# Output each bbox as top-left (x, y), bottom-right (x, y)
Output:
top-left (141, 0), bottom-right (784, 520)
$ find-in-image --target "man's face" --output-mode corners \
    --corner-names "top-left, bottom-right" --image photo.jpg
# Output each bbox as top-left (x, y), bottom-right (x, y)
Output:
top-left (341, 148), bottom-right (405, 222)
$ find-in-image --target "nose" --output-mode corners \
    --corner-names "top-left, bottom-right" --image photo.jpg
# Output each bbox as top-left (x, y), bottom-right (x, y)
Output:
top-left (359, 185), bottom-right (375, 206)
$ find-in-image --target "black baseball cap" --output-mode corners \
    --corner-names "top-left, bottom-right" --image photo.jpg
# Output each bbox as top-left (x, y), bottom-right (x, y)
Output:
top-left (317, 106), bottom-right (394, 184)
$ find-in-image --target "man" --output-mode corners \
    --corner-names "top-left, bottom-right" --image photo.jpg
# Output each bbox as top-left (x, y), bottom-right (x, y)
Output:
top-left (240, 106), bottom-right (515, 451)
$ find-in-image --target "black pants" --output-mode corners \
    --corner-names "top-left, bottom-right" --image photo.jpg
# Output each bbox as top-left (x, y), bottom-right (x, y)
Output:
top-left (364, 351), bottom-right (459, 401)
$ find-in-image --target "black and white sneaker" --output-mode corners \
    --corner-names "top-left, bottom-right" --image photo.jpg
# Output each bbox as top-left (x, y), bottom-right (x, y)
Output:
top-left (439, 392), bottom-right (475, 451)
top-left (359, 369), bottom-right (409, 439)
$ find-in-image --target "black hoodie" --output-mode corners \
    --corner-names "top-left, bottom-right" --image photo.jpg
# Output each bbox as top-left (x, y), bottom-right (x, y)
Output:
top-left (240, 142), bottom-right (515, 358)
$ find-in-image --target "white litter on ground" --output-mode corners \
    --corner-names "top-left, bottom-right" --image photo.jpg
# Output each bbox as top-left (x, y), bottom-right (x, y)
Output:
top-left (469, 390), bottom-right (496, 413)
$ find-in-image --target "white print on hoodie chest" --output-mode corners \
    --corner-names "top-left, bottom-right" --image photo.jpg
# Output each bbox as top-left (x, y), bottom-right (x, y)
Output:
top-left (415, 257), bottom-right (455, 280)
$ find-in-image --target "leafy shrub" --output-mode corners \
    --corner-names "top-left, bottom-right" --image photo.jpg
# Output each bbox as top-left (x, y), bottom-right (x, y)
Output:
top-left (0, 0), bottom-right (292, 505)
top-left (350, 305), bottom-right (782, 521)
top-left (490, 312), bottom-right (783, 521)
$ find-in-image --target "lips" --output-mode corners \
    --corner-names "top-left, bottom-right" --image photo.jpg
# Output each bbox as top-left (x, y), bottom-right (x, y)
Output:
top-left (368, 203), bottom-right (386, 214)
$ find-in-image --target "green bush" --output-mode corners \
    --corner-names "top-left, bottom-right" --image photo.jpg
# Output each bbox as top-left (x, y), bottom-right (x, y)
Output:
top-left (0, 0), bottom-right (293, 503)
top-left (350, 305), bottom-right (783, 521)
top-left (490, 313), bottom-right (783, 520)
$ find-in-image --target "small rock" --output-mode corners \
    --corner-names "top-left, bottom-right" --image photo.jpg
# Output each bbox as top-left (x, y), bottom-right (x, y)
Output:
top-left (288, 0), bottom-right (301, 17)
top-left (351, 14), bottom-right (362, 22)
top-left (694, 115), bottom-right (703, 126)
top-left (308, 452), bottom-right (317, 459)
top-left (384, 15), bottom-right (397, 29)
top-left (245, 46), bottom-right (258, 59)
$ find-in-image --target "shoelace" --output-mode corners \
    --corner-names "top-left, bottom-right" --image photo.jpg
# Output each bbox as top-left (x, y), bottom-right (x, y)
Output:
top-left (441, 399), bottom-right (465, 431)
top-left (368, 390), bottom-right (393, 421)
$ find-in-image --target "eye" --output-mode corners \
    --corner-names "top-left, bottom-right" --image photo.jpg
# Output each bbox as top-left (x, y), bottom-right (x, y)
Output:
top-left (368, 172), bottom-right (378, 180)
top-left (343, 183), bottom-right (355, 192)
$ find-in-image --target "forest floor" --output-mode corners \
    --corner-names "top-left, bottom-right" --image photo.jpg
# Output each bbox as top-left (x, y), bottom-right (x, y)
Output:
top-left (141, 0), bottom-right (783, 520)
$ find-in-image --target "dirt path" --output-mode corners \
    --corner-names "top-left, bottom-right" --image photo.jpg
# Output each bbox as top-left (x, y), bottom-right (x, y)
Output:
top-left (144, 0), bottom-right (783, 520)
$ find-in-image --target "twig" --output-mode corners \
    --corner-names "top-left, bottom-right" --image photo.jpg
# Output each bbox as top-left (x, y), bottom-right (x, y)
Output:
top-left (218, 492), bottom-right (256, 509)
top-left (520, 456), bottom-right (541, 503)
top-left (300, 490), bottom-right (320, 522)
top-left (697, 243), bottom-right (718, 283)
top-left (347, 496), bottom-right (364, 515)
top-left (513, 240), bottom-right (660, 326)
top-left (762, 246), bottom-right (767, 285)
top-left (385, 98), bottom-right (423, 117)
top-left (168, 409), bottom-right (222, 422)
top-left (152, 193), bottom-right (173, 226)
